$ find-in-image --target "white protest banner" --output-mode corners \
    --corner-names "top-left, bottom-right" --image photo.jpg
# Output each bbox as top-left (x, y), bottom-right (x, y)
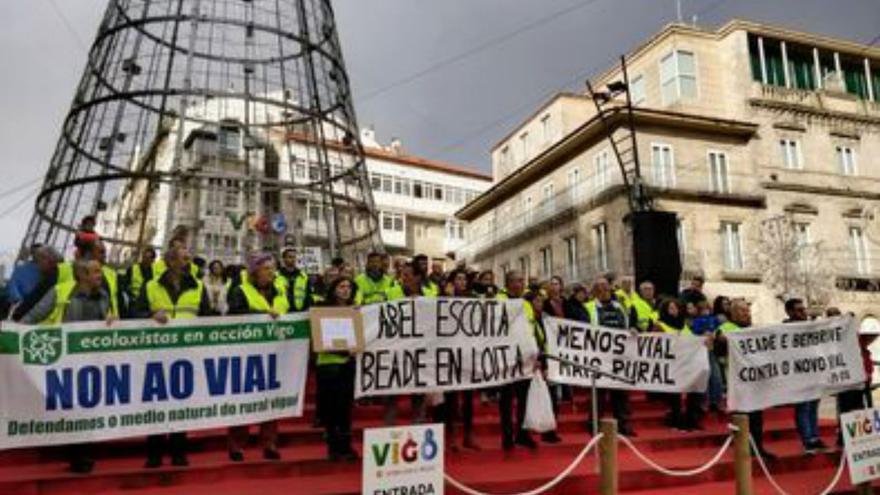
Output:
top-left (841, 408), bottom-right (880, 485)
top-left (355, 298), bottom-right (538, 398)
top-left (363, 423), bottom-right (444, 495)
top-left (544, 316), bottom-right (710, 392)
top-left (727, 316), bottom-right (864, 412)
top-left (0, 314), bottom-right (310, 450)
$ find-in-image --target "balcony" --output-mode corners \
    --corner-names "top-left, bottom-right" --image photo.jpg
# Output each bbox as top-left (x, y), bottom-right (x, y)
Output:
top-left (749, 82), bottom-right (880, 121)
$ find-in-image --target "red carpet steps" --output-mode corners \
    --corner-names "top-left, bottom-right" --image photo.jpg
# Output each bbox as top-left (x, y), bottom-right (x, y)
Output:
top-left (0, 393), bottom-right (874, 494)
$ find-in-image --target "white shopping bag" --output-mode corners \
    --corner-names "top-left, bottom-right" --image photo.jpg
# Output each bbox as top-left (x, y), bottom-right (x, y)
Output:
top-left (523, 374), bottom-right (557, 433)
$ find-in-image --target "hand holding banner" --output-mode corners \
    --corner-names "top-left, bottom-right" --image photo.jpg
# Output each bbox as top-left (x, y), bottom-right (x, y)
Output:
top-left (727, 316), bottom-right (865, 412)
top-left (355, 298), bottom-right (538, 398)
top-left (543, 316), bottom-right (710, 393)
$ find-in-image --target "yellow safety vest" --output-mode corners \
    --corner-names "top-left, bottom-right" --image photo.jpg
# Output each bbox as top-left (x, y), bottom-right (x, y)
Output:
top-left (718, 321), bottom-right (741, 334)
top-left (145, 278), bottom-right (203, 320)
top-left (56, 262), bottom-right (118, 317)
top-left (354, 273), bottom-right (399, 305)
top-left (288, 271), bottom-right (309, 311)
top-left (657, 321), bottom-right (693, 337)
top-left (497, 291), bottom-right (545, 351)
top-left (153, 259), bottom-right (199, 280)
top-left (585, 299), bottom-right (630, 328)
top-left (422, 281), bottom-right (440, 298)
top-left (615, 289), bottom-right (633, 313)
top-left (239, 280), bottom-right (290, 314)
top-left (130, 264), bottom-right (149, 298)
top-left (40, 281), bottom-right (77, 325)
top-left (631, 294), bottom-right (658, 331)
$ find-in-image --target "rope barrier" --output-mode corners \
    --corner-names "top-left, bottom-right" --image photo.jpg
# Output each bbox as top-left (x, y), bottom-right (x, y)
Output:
top-left (618, 434), bottom-right (735, 477)
top-left (748, 435), bottom-right (847, 495)
top-left (444, 433), bottom-right (604, 495)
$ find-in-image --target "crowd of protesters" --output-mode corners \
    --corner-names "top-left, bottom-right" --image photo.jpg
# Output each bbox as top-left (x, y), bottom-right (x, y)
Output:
top-left (1, 215), bottom-right (876, 474)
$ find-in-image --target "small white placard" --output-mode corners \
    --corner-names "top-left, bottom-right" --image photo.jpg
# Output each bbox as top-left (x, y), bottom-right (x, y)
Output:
top-left (321, 318), bottom-right (357, 349)
top-left (363, 423), bottom-right (444, 495)
top-left (842, 407), bottom-right (880, 485)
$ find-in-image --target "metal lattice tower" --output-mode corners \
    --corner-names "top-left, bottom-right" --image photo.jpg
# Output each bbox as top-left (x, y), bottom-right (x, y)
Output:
top-left (21, 0), bottom-right (382, 264)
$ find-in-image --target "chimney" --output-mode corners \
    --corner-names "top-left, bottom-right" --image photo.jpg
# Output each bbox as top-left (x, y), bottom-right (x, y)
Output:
top-left (360, 126), bottom-right (378, 148)
top-left (389, 137), bottom-right (403, 155)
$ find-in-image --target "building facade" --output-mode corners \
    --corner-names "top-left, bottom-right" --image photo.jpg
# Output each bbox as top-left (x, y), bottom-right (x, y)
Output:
top-left (457, 19), bottom-right (880, 324)
top-left (98, 100), bottom-right (491, 269)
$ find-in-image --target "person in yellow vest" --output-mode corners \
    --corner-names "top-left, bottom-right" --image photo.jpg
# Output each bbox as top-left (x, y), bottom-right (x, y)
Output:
top-left (58, 241), bottom-right (122, 319)
top-left (354, 252), bottom-right (397, 305)
top-left (277, 247), bottom-right (313, 311)
top-left (495, 271), bottom-right (538, 450)
top-left (656, 298), bottom-right (703, 431)
top-left (585, 276), bottom-right (636, 436)
top-left (152, 237), bottom-right (199, 281)
top-left (630, 280), bottom-right (659, 332)
top-left (125, 247), bottom-right (156, 302)
top-left (613, 275), bottom-right (635, 315)
top-left (315, 276), bottom-right (359, 461)
top-left (412, 254), bottom-right (440, 297)
top-left (135, 243), bottom-right (210, 468)
top-left (382, 263), bottom-right (430, 425)
top-left (715, 299), bottom-right (776, 460)
top-left (22, 257), bottom-right (115, 472)
top-left (224, 253), bottom-right (289, 462)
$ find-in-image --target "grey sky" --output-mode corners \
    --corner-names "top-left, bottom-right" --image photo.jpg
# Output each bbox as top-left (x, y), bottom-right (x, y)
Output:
top-left (0, 0), bottom-right (878, 251)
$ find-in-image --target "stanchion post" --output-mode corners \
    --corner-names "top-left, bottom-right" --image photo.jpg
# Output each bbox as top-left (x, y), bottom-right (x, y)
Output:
top-left (733, 414), bottom-right (752, 495)
top-left (599, 418), bottom-right (618, 495)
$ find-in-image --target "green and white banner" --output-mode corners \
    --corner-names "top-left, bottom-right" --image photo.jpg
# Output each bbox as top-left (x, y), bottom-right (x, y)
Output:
top-left (0, 314), bottom-right (310, 450)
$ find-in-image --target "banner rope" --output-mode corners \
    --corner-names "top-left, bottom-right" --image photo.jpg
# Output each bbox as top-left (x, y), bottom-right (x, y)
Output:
top-left (749, 434), bottom-right (847, 495)
top-left (444, 433), bottom-right (604, 495)
top-left (618, 434), bottom-right (734, 477)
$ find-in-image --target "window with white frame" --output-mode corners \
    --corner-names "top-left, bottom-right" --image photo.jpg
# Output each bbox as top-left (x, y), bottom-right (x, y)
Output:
top-left (541, 114), bottom-right (552, 144)
top-left (224, 180), bottom-right (239, 208)
top-left (568, 167), bottom-right (582, 202)
top-left (519, 255), bottom-right (530, 278)
top-left (381, 211), bottom-right (404, 232)
top-left (837, 145), bottom-right (857, 176)
top-left (651, 143), bottom-right (675, 187)
top-left (793, 222), bottom-right (811, 247)
top-left (519, 132), bottom-right (529, 162)
top-left (218, 126), bottom-right (240, 156)
top-left (542, 181), bottom-right (555, 212)
top-left (370, 173), bottom-right (381, 190)
top-left (594, 150), bottom-right (611, 192)
top-left (381, 174), bottom-right (393, 193)
top-left (676, 220), bottom-right (687, 264)
top-left (565, 236), bottom-right (578, 280)
top-left (593, 223), bottom-right (609, 272)
top-left (540, 246), bottom-right (553, 277)
top-left (660, 50), bottom-right (697, 104)
top-left (307, 201), bottom-right (323, 222)
top-left (779, 139), bottom-right (803, 169)
top-left (850, 226), bottom-right (870, 275)
top-left (721, 221), bottom-right (744, 271)
top-left (630, 75), bottom-right (646, 105)
top-left (708, 151), bottom-right (730, 193)
top-left (445, 219), bottom-right (464, 240)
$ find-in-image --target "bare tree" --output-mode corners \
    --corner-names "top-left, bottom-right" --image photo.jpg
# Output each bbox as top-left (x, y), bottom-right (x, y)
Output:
top-left (756, 214), bottom-right (834, 308)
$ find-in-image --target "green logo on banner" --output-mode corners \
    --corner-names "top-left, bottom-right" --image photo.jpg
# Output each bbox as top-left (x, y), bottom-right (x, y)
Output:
top-left (22, 328), bottom-right (63, 365)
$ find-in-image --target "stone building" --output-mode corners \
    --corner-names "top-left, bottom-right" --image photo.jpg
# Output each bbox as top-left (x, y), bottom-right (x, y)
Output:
top-left (98, 94), bottom-right (490, 270)
top-left (456, 19), bottom-right (880, 324)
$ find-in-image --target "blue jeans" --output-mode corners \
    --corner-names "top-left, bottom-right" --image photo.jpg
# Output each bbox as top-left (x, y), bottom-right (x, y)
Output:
top-left (706, 352), bottom-right (723, 407)
top-left (794, 399), bottom-right (820, 447)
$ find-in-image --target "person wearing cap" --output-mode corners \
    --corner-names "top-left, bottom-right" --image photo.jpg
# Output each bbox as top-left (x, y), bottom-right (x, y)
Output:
top-left (135, 241), bottom-right (210, 468)
top-left (278, 247), bottom-right (312, 311)
top-left (224, 252), bottom-right (291, 462)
